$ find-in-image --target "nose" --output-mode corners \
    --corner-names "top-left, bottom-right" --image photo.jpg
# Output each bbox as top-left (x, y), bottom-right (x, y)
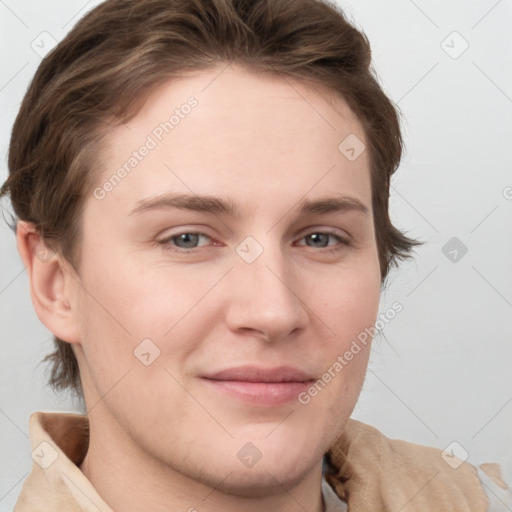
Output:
top-left (224, 243), bottom-right (310, 343)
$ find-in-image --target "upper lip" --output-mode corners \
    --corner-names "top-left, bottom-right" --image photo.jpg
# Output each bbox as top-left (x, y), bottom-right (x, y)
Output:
top-left (202, 365), bottom-right (314, 383)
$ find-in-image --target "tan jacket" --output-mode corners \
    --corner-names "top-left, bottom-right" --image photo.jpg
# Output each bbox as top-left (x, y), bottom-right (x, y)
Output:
top-left (324, 419), bottom-right (510, 511)
top-left (15, 412), bottom-right (510, 511)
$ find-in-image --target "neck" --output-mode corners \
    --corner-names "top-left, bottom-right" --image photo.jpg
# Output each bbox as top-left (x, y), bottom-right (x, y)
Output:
top-left (80, 409), bottom-right (325, 512)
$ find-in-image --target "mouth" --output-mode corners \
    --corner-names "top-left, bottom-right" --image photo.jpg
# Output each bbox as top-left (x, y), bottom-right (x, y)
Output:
top-left (200, 365), bottom-right (315, 406)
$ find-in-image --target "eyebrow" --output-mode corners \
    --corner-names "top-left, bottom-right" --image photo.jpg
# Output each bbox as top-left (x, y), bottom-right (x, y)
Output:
top-left (129, 193), bottom-right (369, 217)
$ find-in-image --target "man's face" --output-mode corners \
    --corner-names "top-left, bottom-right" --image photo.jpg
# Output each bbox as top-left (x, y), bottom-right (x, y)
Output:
top-left (72, 64), bottom-right (381, 493)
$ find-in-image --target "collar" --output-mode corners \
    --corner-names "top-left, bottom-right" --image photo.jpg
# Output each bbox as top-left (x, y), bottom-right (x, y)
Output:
top-left (16, 412), bottom-right (490, 512)
top-left (16, 412), bottom-right (112, 512)
top-left (324, 419), bottom-right (489, 511)
top-left (16, 412), bottom-right (349, 511)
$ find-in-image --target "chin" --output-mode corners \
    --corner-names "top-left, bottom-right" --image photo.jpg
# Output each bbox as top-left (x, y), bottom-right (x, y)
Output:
top-left (204, 460), bottom-right (315, 498)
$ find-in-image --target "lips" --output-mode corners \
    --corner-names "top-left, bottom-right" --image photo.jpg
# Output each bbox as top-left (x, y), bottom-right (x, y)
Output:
top-left (202, 365), bottom-right (314, 383)
top-left (201, 366), bottom-right (315, 406)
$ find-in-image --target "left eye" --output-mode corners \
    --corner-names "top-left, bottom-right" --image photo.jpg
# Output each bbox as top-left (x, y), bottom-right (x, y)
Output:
top-left (167, 232), bottom-right (211, 249)
top-left (298, 232), bottom-right (345, 248)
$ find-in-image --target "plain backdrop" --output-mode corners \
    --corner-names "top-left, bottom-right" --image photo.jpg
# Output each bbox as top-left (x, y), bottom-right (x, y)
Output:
top-left (1, 0), bottom-right (511, 508)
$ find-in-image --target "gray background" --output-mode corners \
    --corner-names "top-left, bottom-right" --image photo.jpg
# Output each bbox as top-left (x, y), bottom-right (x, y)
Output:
top-left (1, 0), bottom-right (511, 508)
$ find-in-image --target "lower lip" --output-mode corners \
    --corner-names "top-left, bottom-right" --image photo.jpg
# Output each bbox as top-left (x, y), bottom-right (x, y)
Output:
top-left (201, 379), bottom-right (312, 406)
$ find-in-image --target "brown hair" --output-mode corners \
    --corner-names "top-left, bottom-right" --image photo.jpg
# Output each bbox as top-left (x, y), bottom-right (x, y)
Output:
top-left (1, 0), bottom-right (422, 395)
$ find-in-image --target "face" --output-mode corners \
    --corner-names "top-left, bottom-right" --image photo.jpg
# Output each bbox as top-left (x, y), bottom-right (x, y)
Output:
top-left (71, 63), bottom-right (381, 494)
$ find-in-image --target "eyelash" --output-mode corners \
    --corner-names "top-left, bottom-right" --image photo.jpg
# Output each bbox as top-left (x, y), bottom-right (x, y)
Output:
top-left (157, 230), bottom-right (350, 254)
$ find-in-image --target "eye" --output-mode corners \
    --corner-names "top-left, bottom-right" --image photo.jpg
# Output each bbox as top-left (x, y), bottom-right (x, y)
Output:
top-left (296, 231), bottom-right (348, 251)
top-left (157, 229), bottom-right (349, 253)
top-left (160, 232), bottom-right (212, 250)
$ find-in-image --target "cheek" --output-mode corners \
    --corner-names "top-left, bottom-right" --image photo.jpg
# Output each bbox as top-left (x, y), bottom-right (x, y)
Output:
top-left (313, 259), bottom-right (381, 341)
top-left (73, 251), bottom-right (222, 381)
top-left (305, 257), bottom-right (381, 400)
top-left (301, 271), bottom-right (379, 420)
top-left (76, 252), bottom-right (184, 339)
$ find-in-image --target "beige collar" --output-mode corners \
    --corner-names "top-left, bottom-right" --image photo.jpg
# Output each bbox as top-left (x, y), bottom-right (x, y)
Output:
top-left (16, 412), bottom-right (490, 512)
top-left (325, 419), bottom-right (489, 511)
top-left (16, 412), bottom-right (112, 511)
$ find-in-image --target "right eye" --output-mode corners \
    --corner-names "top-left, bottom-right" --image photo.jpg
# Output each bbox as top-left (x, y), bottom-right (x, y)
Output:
top-left (158, 232), bottom-right (213, 251)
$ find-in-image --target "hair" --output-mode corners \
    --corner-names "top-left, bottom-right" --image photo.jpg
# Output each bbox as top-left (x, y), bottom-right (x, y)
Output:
top-left (1, 0), bottom-right (422, 395)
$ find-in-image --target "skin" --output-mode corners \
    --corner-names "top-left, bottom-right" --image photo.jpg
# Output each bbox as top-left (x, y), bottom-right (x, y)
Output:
top-left (19, 63), bottom-right (381, 512)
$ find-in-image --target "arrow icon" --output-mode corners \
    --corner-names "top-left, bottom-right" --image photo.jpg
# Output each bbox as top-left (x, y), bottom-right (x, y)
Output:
top-left (237, 441), bottom-right (262, 468)
top-left (236, 236), bottom-right (263, 263)
top-left (31, 31), bottom-right (58, 59)
top-left (31, 441), bottom-right (58, 468)
top-left (441, 441), bottom-right (468, 469)
top-left (442, 237), bottom-right (468, 263)
top-left (134, 339), bottom-right (161, 366)
top-left (440, 31), bottom-right (469, 59)
top-left (338, 134), bottom-right (365, 161)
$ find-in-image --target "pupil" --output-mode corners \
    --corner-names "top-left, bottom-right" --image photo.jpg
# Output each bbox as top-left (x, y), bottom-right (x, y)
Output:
top-left (309, 233), bottom-right (328, 247)
top-left (176, 233), bottom-right (199, 248)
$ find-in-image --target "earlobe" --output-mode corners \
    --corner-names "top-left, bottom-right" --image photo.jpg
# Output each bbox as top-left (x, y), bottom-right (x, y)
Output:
top-left (16, 221), bottom-right (81, 345)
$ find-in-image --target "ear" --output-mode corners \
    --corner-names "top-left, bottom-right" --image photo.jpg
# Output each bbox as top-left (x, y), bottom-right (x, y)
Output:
top-left (16, 221), bottom-right (81, 345)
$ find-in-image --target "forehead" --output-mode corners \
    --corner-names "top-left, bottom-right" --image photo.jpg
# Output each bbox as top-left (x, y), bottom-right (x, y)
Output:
top-left (90, 63), bottom-right (371, 218)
